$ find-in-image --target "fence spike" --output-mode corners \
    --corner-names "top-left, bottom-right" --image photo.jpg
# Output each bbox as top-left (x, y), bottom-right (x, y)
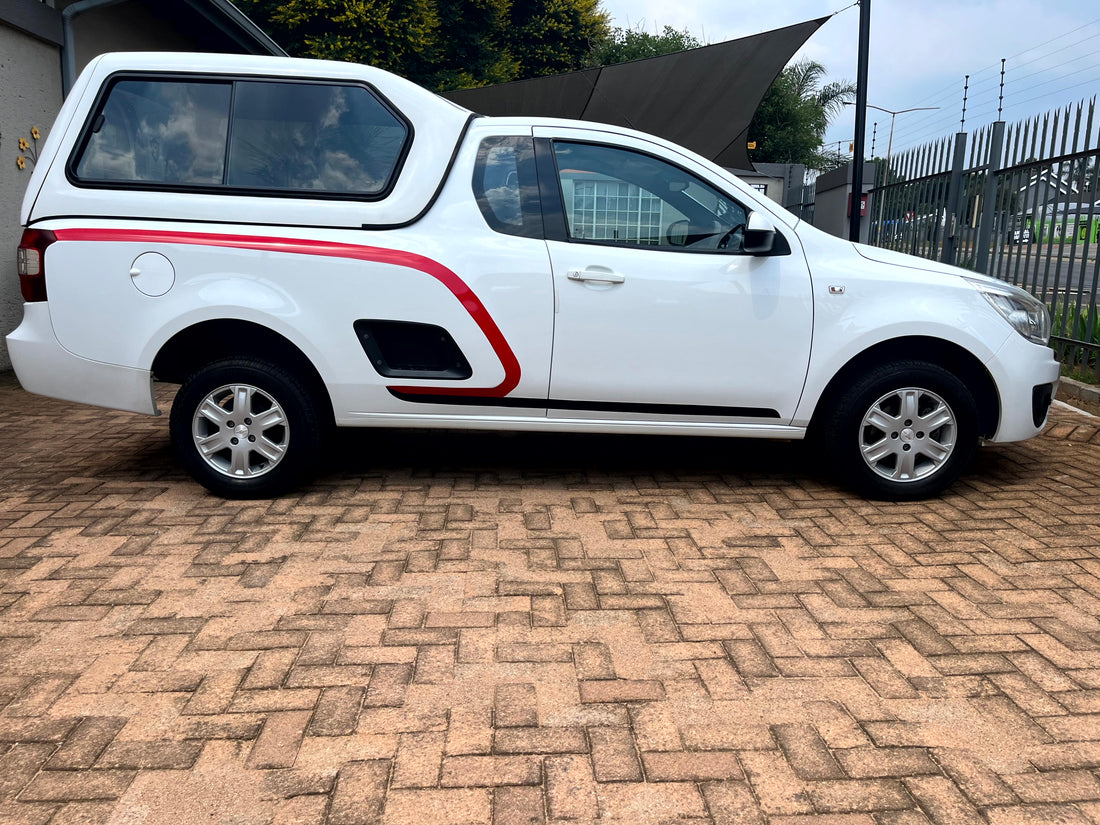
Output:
top-left (1084, 98), bottom-right (1095, 154)
top-left (1071, 101), bottom-right (1083, 156)
top-left (1059, 105), bottom-right (1072, 158)
top-left (856, 94), bottom-right (1100, 373)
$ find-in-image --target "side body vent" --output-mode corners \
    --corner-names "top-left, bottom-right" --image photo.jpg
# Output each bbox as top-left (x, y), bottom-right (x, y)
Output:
top-left (354, 320), bottom-right (473, 380)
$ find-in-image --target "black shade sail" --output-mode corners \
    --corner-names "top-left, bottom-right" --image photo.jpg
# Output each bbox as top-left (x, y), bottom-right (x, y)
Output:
top-left (442, 17), bottom-right (828, 171)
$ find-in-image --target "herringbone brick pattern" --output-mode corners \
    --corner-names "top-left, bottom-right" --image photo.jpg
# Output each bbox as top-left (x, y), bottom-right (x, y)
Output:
top-left (1, 371), bottom-right (1099, 824)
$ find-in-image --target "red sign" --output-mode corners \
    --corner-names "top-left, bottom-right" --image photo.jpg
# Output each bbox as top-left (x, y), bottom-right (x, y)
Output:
top-left (847, 193), bottom-right (868, 217)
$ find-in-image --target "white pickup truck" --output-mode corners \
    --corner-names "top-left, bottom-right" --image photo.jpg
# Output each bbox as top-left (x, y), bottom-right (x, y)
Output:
top-left (8, 52), bottom-right (1059, 499)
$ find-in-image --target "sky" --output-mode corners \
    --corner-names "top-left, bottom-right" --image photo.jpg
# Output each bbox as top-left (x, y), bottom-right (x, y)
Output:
top-left (596, 0), bottom-right (1100, 161)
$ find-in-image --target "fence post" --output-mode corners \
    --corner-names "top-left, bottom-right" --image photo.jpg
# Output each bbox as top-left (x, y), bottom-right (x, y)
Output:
top-left (940, 132), bottom-right (969, 266)
top-left (975, 121), bottom-right (1006, 274)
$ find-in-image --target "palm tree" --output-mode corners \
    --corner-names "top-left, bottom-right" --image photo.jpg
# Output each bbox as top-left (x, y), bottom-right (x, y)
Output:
top-left (749, 59), bottom-right (856, 170)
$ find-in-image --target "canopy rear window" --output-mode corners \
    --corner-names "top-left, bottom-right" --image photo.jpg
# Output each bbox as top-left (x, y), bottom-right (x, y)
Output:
top-left (71, 75), bottom-right (411, 200)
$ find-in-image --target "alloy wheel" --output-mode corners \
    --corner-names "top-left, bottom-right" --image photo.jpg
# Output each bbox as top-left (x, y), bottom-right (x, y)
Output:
top-left (191, 383), bottom-right (289, 478)
top-left (858, 386), bottom-right (957, 482)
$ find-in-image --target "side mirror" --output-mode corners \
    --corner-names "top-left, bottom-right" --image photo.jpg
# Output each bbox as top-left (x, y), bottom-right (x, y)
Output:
top-left (666, 219), bottom-right (689, 247)
top-left (743, 211), bottom-right (777, 255)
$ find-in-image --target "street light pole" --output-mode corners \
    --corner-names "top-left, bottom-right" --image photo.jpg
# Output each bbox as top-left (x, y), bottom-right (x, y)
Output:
top-left (864, 103), bottom-right (939, 243)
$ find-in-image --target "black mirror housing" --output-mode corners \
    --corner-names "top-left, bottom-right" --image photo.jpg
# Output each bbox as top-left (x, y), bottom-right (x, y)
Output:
top-left (740, 211), bottom-right (791, 256)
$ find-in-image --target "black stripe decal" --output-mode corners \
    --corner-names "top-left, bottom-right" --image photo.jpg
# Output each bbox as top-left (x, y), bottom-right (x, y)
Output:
top-left (388, 389), bottom-right (780, 419)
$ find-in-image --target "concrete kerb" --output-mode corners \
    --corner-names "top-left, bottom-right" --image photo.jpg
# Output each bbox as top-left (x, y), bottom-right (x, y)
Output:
top-left (1061, 375), bottom-right (1100, 407)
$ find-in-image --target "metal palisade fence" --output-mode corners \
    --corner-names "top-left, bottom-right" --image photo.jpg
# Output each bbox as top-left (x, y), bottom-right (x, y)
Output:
top-left (870, 98), bottom-right (1100, 379)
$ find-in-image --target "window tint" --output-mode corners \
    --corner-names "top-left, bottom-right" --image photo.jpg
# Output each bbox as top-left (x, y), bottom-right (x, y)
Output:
top-left (552, 142), bottom-right (748, 251)
top-left (73, 77), bottom-right (409, 198)
top-left (226, 82), bottom-right (407, 195)
top-left (472, 137), bottom-right (543, 238)
top-left (75, 80), bottom-right (231, 184)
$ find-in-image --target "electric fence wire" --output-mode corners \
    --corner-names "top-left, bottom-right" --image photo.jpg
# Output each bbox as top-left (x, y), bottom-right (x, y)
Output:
top-left (889, 48), bottom-right (1100, 146)
top-left (885, 15), bottom-right (1100, 151)
top-left (899, 15), bottom-right (1100, 111)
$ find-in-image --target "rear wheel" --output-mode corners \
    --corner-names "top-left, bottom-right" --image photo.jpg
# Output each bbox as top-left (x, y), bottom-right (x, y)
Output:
top-left (823, 361), bottom-right (979, 500)
top-left (170, 358), bottom-right (324, 498)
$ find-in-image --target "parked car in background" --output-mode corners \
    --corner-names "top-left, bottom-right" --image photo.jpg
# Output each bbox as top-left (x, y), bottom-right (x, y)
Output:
top-left (8, 53), bottom-right (1060, 500)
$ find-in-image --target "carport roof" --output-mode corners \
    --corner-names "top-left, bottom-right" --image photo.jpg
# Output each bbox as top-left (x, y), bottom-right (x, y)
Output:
top-left (442, 16), bottom-right (828, 172)
top-left (191, 0), bottom-right (286, 55)
top-left (146, 0), bottom-right (287, 55)
top-left (43, 0), bottom-right (286, 54)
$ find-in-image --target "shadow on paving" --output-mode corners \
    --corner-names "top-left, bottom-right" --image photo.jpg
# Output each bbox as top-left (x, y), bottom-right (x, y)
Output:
top-left (0, 374), bottom-right (1049, 500)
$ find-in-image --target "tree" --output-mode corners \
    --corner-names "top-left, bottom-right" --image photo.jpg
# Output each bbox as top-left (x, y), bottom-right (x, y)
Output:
top-left (233, 0), bottom-right (440, 79)
top-left (427, 0), bottom-right (520, 90)
top-left (587, 24), bottom-right (702, 67)
top-left (233, 0), bottom-right (608, 91)
top-left (511, 0), bottom-right (609, 78)
top-left (749, 59), bottom-right (855, 170)
top-left (1069, 155), bottom-right (1098, 198)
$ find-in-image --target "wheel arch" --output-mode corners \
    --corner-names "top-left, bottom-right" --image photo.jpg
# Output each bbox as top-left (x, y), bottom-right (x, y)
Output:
top-left (808, 336), bottom-right (999, 439)
top-left (152, 319), bottom-right (335, 425)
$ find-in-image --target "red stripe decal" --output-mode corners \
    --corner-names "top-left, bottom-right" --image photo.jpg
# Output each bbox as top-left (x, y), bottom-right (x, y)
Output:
top-left (53, 227), bottom-right (521, 397)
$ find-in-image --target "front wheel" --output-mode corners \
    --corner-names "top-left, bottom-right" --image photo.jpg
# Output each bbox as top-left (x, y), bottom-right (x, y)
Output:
top-left (822, 361), bottom-right (979, 500)
top-left (170, 358), bottom-right (325, 498)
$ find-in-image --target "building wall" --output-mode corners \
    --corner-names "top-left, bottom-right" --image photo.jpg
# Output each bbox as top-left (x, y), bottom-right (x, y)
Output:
top-left (751, 162), bottom-right (809, 211)
top-left (70, 3), bottom-right (202, 76)
top-left (1, 1), bottom-right (212, 371)
top-left (732, 173), bottom-right (784, 205)
top-left (0, 22), bottom-right (63, 371)
top-left (814, 162), bottom-right (877, 243)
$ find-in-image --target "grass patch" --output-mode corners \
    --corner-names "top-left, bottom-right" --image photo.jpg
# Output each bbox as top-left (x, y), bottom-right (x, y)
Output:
top-left (1049, 302), bottom-right (1099, 383)
top-left (1050, 302), bottom-right (1100, 344)
top-left (1062, 364), bottom-right (1099, 385)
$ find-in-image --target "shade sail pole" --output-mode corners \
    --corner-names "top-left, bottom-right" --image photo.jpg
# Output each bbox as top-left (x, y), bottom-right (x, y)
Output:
top-left (849, 0), bottom-right (871, 242)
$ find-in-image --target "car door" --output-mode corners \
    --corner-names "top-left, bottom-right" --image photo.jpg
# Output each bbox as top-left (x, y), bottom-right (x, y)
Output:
top-left (348, 131), bottom-right (555, 419)
top-left (533, 127), bottom-right (814, 424)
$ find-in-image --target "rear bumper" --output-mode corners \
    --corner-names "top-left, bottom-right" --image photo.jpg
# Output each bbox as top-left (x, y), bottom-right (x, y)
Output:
top-left (6, 302), bottom-right (158, 415)
top-left (986, 333), bottom-right (1060, 443)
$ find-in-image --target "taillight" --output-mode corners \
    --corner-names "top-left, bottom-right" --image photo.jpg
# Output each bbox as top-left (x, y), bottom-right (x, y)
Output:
top-left (17, 228), bottom-right (56, 302)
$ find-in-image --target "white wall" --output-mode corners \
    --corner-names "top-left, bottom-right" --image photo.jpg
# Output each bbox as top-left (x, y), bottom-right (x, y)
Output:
top-left (1, 2), bottom-right (209, 371)
top-left (813, 162), bottom-right (876, 244)
top-left (0, 23), bottom-right (63, 370)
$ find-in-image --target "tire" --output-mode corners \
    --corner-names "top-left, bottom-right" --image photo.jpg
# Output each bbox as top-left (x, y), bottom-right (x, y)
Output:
top-left (170, 358), bottom-right (325, 498)
top-left (822, 361), bottom-right (978, 500)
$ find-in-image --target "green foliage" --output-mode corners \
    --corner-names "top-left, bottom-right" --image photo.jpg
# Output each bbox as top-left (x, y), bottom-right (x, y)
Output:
top-left (235, 0), bottom-right (437, 77)
top-left (749, 58), bottom-right (855, 170)
top-left (512, 0), bottom-right (609, 78)
top-left (429, 0), bottom-right (518, 89)
top-left (1051, 302), bottom-right (1100, 345)
top-left (1062, 363), bottom-right (1099, 385)
top-left (1050, 301), bottom-right (1099, 377)
top-left (587, 24), bottom-right (702, 66)
top-left (233, 0), bottom-right (608, 91)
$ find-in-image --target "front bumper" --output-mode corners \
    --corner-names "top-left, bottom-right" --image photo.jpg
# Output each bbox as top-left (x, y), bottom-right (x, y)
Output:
top-left (6, 302), bottom-right (158, 415)
top-left (986, 332), bottom-right (1060, 442)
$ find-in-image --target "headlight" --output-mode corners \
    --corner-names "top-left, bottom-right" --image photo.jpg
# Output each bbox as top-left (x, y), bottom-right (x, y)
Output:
top-left (966, 278), bottom-right (1051, 345)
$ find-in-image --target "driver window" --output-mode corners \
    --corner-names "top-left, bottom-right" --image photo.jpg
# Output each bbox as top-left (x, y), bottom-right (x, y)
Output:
top-left (552, 142), bottom-right (747, 251)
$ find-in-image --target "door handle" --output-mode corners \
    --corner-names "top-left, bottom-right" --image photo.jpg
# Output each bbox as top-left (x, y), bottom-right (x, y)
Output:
top-left (566, 268), bottom-right (625, 284)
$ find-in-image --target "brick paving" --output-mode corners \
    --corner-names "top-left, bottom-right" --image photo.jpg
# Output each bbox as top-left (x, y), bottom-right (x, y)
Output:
top-left (1, 371), bottom-right (1099, 824)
